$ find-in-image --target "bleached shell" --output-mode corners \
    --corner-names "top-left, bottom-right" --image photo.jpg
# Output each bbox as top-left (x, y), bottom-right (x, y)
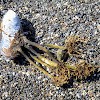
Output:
top-left (2, 10), bottom-right (21, 39)
top-left (0, 10), bottom-right (21, 58)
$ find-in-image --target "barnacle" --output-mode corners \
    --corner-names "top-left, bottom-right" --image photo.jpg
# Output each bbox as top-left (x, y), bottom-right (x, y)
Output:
top-left (0, 10), bottom-right (99, 87)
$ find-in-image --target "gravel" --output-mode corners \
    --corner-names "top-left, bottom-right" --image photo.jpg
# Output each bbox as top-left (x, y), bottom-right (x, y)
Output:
top-left (0, 0), bottom-right (100, 100)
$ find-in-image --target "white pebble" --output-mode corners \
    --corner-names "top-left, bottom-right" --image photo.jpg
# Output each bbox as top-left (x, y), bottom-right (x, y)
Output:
top-left (2, 92), bottom-right (8, 97)
top-left (38, 76), bottom-right (42, 80)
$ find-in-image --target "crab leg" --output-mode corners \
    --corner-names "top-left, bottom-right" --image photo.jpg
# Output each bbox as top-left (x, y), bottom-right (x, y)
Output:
top-left (19, 48), bottom-right (53, 78)
top-left (23, 37), bottom-right (58, 63)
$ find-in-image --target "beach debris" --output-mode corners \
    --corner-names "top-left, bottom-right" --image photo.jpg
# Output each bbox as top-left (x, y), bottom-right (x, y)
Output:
top-left (0, 10), bottom-right (22, 58)
top-left (0, 10), bottom-right (99, 87)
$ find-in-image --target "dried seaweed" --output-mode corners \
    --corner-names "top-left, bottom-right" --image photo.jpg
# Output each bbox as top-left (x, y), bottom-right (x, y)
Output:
top-left (65, 35), bottom-right (88, 55)
top-left (50, 62), bottom-right (74, 86)
top-left (44, 35), bottom-right (99, 86)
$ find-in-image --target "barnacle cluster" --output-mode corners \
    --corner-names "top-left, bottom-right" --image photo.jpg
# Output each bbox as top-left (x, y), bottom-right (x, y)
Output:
top-left (0, 10), bottom-right (99, 87)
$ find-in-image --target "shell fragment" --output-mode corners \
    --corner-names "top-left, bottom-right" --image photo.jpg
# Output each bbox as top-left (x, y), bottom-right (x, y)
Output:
top-left (0, 10), bottom-right (22, 58)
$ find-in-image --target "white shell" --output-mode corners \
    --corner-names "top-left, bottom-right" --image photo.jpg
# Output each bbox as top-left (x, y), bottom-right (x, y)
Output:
top-left (0, 10), bottom-right (21, 57)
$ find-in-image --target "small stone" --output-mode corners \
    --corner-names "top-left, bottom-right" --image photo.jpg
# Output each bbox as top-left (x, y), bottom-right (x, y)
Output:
top-left (26, 71), bottom-right (30, 76)
top-left (97, 24), bottom-right (100, 32)
top-left (82, 90), bottom-right (86, 95)
top-left (76, 93), bottom-right (80, 98)
top-left (33, 68), bottom-right (35, 72)
top-left (63, 2), bottom-right (68, 6)
top-left (0, 75), bottom-right (3, 78)
top-left (2, 92), bottom-right (8, 97)
top-left (38, 76), bottom-right (42, 80)
top-left (36, 13), bottom-right (41, 18)
top-left (57, 49), bottom-right (68, 61)
top-left (84, 0), bottom-right (89, 3)
top-left (57, 3), bottom-right (61, 8)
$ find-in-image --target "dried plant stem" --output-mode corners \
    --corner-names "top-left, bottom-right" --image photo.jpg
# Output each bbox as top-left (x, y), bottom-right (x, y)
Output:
top-left (25, 46), bottom-right (57, 67)
top-left (38, 55), bottom-right (57, 67)
top-left (65, 64), bottom-right (76, 70)
top-left (25, 43), bottom-right (77, 70)
top-left (19, 48), bottom-right (53, 79)
top-left (31, 54), bottom-right (76, 70)
top-left (24, 37), bottom-right (58, 63)
top-left (45, 44), bottom-right (65, 50)
top-left (26, 45), bottom-right (76, 69)
top-left (45, 43), bottom-right (83, 56)
top-left (31, 55), bottom-right (51, 68)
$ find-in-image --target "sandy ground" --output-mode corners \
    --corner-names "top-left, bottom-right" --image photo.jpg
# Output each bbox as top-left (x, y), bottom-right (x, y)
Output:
top-left (0, 0), bottom-right (100, 99)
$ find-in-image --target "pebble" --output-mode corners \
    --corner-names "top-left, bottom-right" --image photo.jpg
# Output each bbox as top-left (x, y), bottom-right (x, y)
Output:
top-left (76, 93), bottom-right (80, 98)
top-left (84, 0), bottom-right (90, 3)
top-left (97, 24), bottom-right (100, 32)
top-left (2, 92), bottom-right (8, 97)
top-left (38, 76), bottom-right (42, 80)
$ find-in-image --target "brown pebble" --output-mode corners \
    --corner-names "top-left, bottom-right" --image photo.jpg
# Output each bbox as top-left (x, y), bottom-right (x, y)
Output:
top-left (0, 81), bottom-right (2, 85)
top-left (44, 80), bottom-right (47, 83)
top-left (33, 68), bottom-right (35, 72)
